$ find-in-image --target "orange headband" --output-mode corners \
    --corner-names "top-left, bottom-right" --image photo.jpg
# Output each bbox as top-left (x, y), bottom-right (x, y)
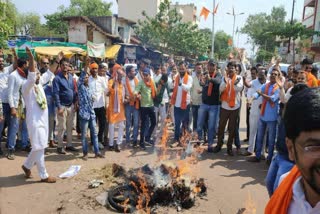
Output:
top-left (90, 63), bottom-right (98, 69)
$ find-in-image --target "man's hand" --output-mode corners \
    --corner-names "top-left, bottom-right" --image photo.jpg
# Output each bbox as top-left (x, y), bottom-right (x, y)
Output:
top-left (74, 103), bottom-right (78, 112)
top-left (11, 108), bottom-right (17, 117)
top-left (234, 77), bottom-right (241, 85)
top-left (257, 90), bottom-right (262, 95)
top-left (58, 108), bottom-right (64, 116)
top-left (276, 78), bottom-right (283, 89)
top-left (56, 51), bottom-right (64, 64)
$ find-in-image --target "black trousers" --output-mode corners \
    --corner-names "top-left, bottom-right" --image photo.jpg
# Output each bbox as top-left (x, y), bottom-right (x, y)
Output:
top-left (140, 107), bottom-right (156, 143)
top-left (94, 107), bottom-right (106, 143)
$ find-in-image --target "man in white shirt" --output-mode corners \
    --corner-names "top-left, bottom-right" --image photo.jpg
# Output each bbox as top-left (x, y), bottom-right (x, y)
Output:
top-left (242, 70), bottom-right (266, 156)
top-left (21, 47), bottom-right (56, 183)
top-left (0, 50), bottom-right (16, 156)
top-left (265, 87), bottom-right (320, 214)
top-left (88, 62), bottom-right (108, 147)
top-left (7, 58), bottom-right (30, 160)
top-left (190, 63), bottom-right (203, 132)
top-left (170, 61), bottom-right (193, 146)
top-left (40, 57), bottom-right (57, 148)
top-left (214, 61), bottom-right (243, 156)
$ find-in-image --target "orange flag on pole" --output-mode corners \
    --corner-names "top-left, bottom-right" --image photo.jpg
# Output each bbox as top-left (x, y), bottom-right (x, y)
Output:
top-left (228, 38), bottom-right (233, 46)
top-left (214, 3), bottom-right (219, 14)
top-left (200, 7), bottom-right (211, 20)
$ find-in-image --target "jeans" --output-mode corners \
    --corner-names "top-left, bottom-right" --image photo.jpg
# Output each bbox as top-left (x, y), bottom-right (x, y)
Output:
top-left (197, 104), bottom-right (219, 147)
top-left (255, 119), bottom-right (277, 161)
top-left (125, 105), bottom-right (139, 142)
top-left (265, 154), bottom-right (294, 197)
top-left (94, 107), bottom-right (106, 143)
top-left (154, 104), bottom-right (166, 138)
top-left (191, 105), bottom-right (200, 131)
top-left (140, 107), bottom-right (156, 143)
top-left (0, 103), bottom-right (11, 144)
top-left (80, 117), bottom-right (99, 155)
top-left (174, 105), bottom-right (190, 141)
top-left (8, 110), bottom-right (29, 150)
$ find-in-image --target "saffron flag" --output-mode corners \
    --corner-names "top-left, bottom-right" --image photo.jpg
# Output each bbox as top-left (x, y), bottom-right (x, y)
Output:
top-left (214, 3), bottom-right (219, 14)
top-left (228, 38), bottom-right (233, 46)
top-left (200, 7), bottom-right (210, 20)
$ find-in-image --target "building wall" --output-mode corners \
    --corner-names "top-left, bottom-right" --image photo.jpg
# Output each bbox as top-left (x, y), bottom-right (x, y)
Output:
top-left (170, 3), bottom-right (198, 25)
top-left (118, 0), bottom-right (162, 23)
top-left (68, 19), bottom-right (87, 44)
top-left (93, 31), bottom-right (106, 44)
top-left (312, 0), bottom-right (320, 44)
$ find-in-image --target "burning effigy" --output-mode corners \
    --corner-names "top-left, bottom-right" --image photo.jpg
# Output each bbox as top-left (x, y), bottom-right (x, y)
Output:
top-left (107, 119), bottom-right (207, 213)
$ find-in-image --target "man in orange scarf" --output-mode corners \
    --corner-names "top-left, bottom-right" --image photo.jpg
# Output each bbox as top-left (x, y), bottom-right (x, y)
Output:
top-left (214, 61), bottom-right (243, 156)
top-left (124, 65), bottom-right (140, 147)
top-left (134, 68), bottom-right (157, 149)
top-left (301, 58), bottom-right (318, 88)
top-left (265, 87), bottom-right (320, 214)
top-left (170, 61), bottom-right (193, 146)
top-left (247, 68), bottom-right (280, 165)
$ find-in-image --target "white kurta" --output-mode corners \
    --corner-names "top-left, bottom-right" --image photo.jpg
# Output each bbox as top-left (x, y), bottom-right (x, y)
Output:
top-left (22, 72), bottom-right (48, 151)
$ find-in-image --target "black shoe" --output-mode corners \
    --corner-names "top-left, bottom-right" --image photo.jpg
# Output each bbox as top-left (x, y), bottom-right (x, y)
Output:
top-left (114, 145), bottom-right (121, 153)
top-left (6, 150), bottom-right (15, 160)
top-left (207, 147), bottom-right (214, 153)
top-left (65, 146), bottom-right (78, 152)
top-left (108, 145), bottom-right (114, 151)
top-left (21, 146), bottom-right (32, 153)
top-left (139, 143), bottom-right (146, 150)
top-left (212, 146), bottom-right (221, 153)
top-left (145, 139), bottom-right (154, 146)
top-left (132, 141), bottom-right (138, 147)
top-left (243, 139), bottom-right (249, 142)
top-left (247, 156), bottom-right (261, 163)
top-left (57, 147), bottom-right (67, 154)
top-left (227, 149), bottom-right (234, 156)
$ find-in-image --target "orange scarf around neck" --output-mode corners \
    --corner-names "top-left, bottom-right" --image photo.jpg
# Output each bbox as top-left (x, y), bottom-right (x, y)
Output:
top-left (144, 79), bottom-right (156, 99)
top-left (221, 74), bottom-right (237, 108)
top-left (305, 71), bottom-right (318, 88)
top-left (265, 165), bottom-right (301, 214)
top-left (260, 82), bottom-right (279, 116)
top-left (126, 77), bottom-right (140, 109)
top-left (171, 73), bottom-right (189, 109)
top-left (208, 72), bottom-right (217, 96)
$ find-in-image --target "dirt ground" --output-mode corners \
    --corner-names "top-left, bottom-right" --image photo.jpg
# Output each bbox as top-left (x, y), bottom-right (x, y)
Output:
top-left (0, 105), bottom-right (269, 214)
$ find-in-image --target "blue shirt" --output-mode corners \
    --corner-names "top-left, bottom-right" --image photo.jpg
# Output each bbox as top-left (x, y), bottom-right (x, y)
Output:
top-left (254, 83), bottom-right (280, 122)
top-left (53, 72), bottom-right (77, 109)
top-left (78, 71), bottom-right (96, 120)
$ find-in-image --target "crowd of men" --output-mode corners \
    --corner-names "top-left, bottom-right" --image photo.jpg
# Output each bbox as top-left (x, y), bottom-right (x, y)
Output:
top-left (0, 48), bottom-right (319, 190)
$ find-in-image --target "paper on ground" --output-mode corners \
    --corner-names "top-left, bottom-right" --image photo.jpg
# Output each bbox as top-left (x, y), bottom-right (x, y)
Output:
top-left (59, 165), bottom-right (81, 178)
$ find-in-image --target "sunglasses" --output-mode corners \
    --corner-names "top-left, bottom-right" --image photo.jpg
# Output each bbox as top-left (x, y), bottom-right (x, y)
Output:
top-left (306, 66), bottom-right (313, 70)
top-left (42, 62), bottom-right (49, 65)
top-left (271, 73), bottom-right (279, 76)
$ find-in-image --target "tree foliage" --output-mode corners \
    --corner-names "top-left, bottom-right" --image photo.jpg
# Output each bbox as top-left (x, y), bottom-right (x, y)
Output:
top-left (135, 0), bottom-right (210, 57)
top-left (16, 12), bottom-right (42, 36)
top-left (44, 0), bottom-right (112, 36)
top-left (271, 21), bottom-right (320, 40)
top-left (0, 0), bottom-right (17, 48)
top-left (241, 6), bottom-right (286, 52)
top-left (213, 30), bottom-right (232, 60)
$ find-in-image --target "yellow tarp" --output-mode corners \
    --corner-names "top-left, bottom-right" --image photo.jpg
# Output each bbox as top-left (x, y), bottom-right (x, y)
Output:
top-left (105, 45), bottom-right (121, 59)
top-left (34, 47), bottom-right (86, 58)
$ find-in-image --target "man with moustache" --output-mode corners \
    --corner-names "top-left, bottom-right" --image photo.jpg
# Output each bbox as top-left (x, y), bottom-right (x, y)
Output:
top-left (197, 60), bottom-right (222, 152)
top-left (53, 58), bottom-right (78, 154)
top-left (170, 61), bottom-right (193, 146)
top-left (248, 68), bottom-right (281, 165)
top-left (7, 56), bottom-right (30, 159)
top-left (124, 65), bottom-right (140, 147)
top-left (21, 47), bottom-right (56, 183)
top-left (214, 61), bottom-right (243, 156)
top-left (265, 87), bottom-right (320, 214)
top-left (0, 49), bottom-right (16, 156)
top-left (242, 69), bottom-right (266, 156)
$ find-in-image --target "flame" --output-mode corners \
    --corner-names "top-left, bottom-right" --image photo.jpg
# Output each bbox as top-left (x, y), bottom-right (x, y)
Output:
top-left (135, 171), bottom-right (151, 214)
top-left (121, 198), bottom-right (130, 213)
top-left (243, 192), bottom-right (257, 214)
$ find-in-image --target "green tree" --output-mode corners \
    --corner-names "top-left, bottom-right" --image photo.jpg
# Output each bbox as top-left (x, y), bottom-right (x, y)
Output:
top-left (135, 0), bottom-right (210, 57)
top-left (16, 12), bottom-right (42, 36)
top-left (44, 0), bottom-right (112, 36)
top-left (214, 31), bottom-right (232, 60)
top-left (0, 0), bottom-right (17, 48)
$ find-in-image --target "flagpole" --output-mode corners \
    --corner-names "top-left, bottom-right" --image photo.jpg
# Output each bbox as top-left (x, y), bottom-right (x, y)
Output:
top-left (211, 0), bottom-right (215, 59)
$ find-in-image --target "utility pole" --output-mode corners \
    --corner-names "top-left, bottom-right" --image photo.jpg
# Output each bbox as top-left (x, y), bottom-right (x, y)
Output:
top-left (227, 7), bottom-right (244, 48)
top-left (211, 0), bottom-right (215, 59)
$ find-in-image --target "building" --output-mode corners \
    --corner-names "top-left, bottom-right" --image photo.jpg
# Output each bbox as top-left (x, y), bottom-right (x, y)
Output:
top-left (117, 0), bottom-right (163, 23)
top-left (64, 16), bottom-right (136, 45)
top-left (302, 0), bottom-right (320, 61)
top-left (170, 2), bottom-right (198, 25)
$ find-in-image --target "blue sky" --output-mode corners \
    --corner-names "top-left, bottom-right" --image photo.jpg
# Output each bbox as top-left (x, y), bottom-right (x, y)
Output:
top-left (12, 0), bottom-right (304, 55)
